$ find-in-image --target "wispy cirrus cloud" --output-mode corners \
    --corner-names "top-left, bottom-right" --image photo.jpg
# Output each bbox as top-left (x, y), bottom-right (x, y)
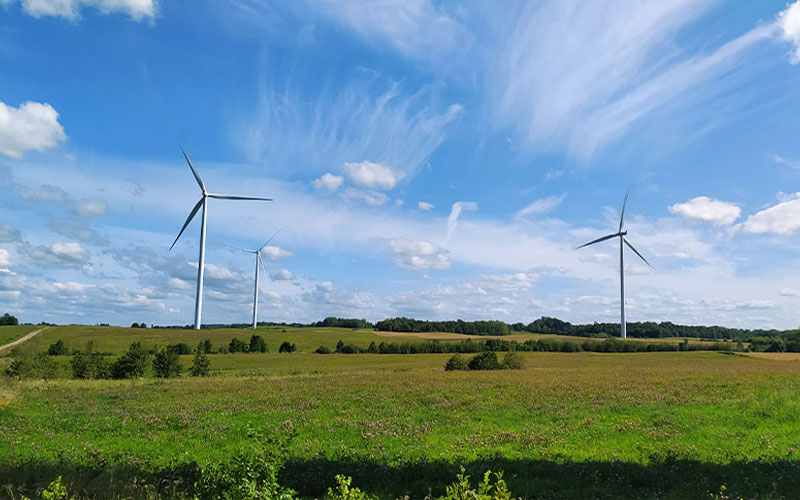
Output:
top-left (0, 0), bottom-right (157, 21)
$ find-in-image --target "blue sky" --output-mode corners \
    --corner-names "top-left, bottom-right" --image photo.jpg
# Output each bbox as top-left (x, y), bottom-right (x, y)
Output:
top-left (2, 0), bottom-right (800, 328)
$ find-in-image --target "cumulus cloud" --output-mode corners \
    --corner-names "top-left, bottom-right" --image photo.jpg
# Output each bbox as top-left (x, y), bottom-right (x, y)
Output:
top-left (343, 161), bottom-right (402, 190)
top-left (517, 195), bottom-right (565, 218)
top-left (74, 197), bottom-right (108, 216)
top-left (778, 1), bottom-right (800, 63)
top-left (386, 238), bottom-right (451, 270)
top-left (313, 172), bottom-right (344, 191)
top-left (668, 196), bottom-right (741, 225)
top-left (445, 201), bottom-right (477, 243)
top-left (269, 268), bottom-right (293, 281)
top-left (0, 221), bottom-right (22, 243)
top-left (0, 248), bottom-right (10, 266)
top-left (20, 241), bottom-right (89, 267)
top-left (2, 0), bottom-right (156, 20)
top-left (0, 101), bottom-right (66, 158)
top-left (21, 184), bottom-right (68, 202)
top-left (739, 193), bottom-right (800, 235)
top-left (418, 201), bottom-right (434, 211)
top-left (261, 245), bottom-right (292, 260)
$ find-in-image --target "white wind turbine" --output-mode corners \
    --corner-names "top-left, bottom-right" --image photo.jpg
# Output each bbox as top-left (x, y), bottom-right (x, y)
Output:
top-left (170, 147), bottom-right (273, 330)
top-left (229, 229), bottom-right (283, 329)
top-left (577, 192), bottom-right (652, 339)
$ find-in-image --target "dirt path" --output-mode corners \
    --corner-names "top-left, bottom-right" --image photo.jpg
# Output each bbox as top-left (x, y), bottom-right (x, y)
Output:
top-left (0, 327), bottom-right (49, 353)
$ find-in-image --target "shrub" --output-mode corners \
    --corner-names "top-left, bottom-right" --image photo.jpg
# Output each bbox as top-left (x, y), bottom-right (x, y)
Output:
top-left (190, 345), bottom-right (211, 377)
top-left (0, 312), bottom-right (19, 326)
top-left (5, 352), bottom-right (59, 380)
top-left (47, 340), bottom-right (69, 356)
top-left (468, 352), bottom-right (501, 371)
top-left (367, 341), bottom-right (378, 354)
top-left (249, 335), bottom-right (268, 353)
top-left (315, 345), bottom-right (332, 354)
top-left (445, 354), bottom-right (469, 371)
top-left (168, 342), bottom-right (192, 355)
top-left (199, 339), bottom-right (213, 354)
top-left (326, 475), bottom-right (375, 500)
top-left (153, 347), bottom-right (182, 378)
top-left (229, 338), bottom-right (248, 353)
top-left (279, 341), bottom-right (296, 353)
top-left (439, 467), bottom-right (516, 500)
top-left (111, 342), bottom-right (151, 379)
top-left (501, 352), bottom-right (523, 370)
top-left (131, 322), bottom-right (140, 328)
top-left (335, 340), bottom-right (345, 353)
top-left (71, 352), bottom-right (111, 379)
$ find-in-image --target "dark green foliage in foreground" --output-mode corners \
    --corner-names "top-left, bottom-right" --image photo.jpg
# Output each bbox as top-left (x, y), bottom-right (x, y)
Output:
top-left (0, 312), bottom-right (19, 325)
top-left (153, 348), bottom-right (182, 378)
top-left (190, 344), bottom-right (210, 377)
top-left (110, 342), bottom-right (151, 379)
top-left (249, 335), bottom-right (268, 353)
top-left (278, 342), bottom-right (297, 353)
top-left (47, 340), bottom-right (69, 356)
top-left (4, 352), bottom-right (58, 379)
top-left (444, 354), bottom-right (469, 371)
top-left (446, 352), bottom-right (523, 371)
top-left (198, 339), bottom-right (213, 354)
top-left (501, 352), bottom-right (523, 370)
top-left (70, 352), bottom-right (111, 379)
top-left (229, 338), bottom-right (248, 353)
top-left (167, 343), bottom-right (192, 355)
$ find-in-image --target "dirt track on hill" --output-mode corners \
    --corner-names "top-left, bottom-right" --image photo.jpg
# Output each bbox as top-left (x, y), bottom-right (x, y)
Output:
top-left (0, 327), bottom-right (49, 353)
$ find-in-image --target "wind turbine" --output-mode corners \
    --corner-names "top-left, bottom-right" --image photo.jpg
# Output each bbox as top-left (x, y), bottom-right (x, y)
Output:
top-left (229, 229), bottom-right (283, 329)
top-left (170, 147), bottom-right (273, 330)
top-left (576, 191), bottom-right (652, 339)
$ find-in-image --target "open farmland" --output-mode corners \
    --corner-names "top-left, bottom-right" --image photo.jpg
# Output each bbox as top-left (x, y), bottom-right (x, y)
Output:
top-left (2, 326), bottom-right (800, 499)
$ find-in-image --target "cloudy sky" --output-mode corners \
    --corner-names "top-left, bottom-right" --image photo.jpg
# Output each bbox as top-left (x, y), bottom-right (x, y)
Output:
top-left (2, 0), bottom-right (800, 328)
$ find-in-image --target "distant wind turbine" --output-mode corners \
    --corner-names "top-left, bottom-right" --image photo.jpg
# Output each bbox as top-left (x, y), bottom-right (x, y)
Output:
top-left (576, 191), bottom-right (652, 339)
top-left (229, 228), bottom-right (283, 329)
top-left (170, 147), bottom-right (273, 330)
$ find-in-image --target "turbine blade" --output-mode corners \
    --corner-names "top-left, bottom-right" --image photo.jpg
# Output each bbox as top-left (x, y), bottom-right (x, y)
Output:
top-left (258, 252), bottom-right (269, 281)
top-left (623, 238), bottom-right (652, 269)
top-left (619, 189), bottom-right (629, 232)
top-left (220, 243), bottom-right (255, 253)
top-left (207, 194), bottom-right (273, 202)
top-left (258, 226), bottom-right (285, 252)
top-left (181, 147), bottom-right (206, 193)
top-left (170, 198), bottom-right (204, 251)
top-left (576, 233), bottom-right (619, 249)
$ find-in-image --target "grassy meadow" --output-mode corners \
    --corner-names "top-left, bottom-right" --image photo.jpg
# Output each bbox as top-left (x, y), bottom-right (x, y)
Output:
top-left (1, 325), bottom-right (799, 498)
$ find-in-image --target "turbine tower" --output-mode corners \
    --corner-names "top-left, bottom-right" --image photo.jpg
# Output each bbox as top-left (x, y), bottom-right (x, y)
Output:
top-left (577, 191), bottom-right (652, 339)
top-left (231, 229), bottom-right (282, 329)
top-left (170, 148), bottom-right (273, 330)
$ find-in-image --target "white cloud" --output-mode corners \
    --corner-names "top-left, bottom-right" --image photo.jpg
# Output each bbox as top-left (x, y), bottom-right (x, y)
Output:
top-left (739, 193), bottom-right (800, 235)
top-left (21, 184), bottom-right (68, 202)
top-left (261, 245), bottom-right (292, 260)
top-left (313, 172), bottom-right (344, 191)
top-left (774, 154), bottom-right (800, 170)
top-left (517, 195), bottom-right (565, 218)
top-left (343, 161), bottom-right (402, 190)
top-left (445, 201), bottom-right (477, 243)
top-left (344, 188), bottom-right (390, 206)
top-left (0, 101), bottom-right (66, 158)
top-left (20, 241), bottom-right (89, 267)
top-left (0, 221), bottom-right (21, 243)
top-left (778, 1), bottom-right (800, 63)
top-left (418, 201), bottom-right (434, 211)
top-left (269, 268), bottom-right (293, 281)
top-left (3, 0), bottom-right (156, 20)
top-left (74, 197), bottom-right (108, 216)
top-left (386, 238), bottom-right (451, 270)
top-left (0, 248), bottom-right (10, 266)
top-left (668, 196), bottom-right (741, 225)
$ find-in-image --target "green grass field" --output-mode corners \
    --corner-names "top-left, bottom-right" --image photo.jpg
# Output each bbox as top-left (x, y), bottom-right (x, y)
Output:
top-left (1, 326), bottom-right (796, 499)
top-left (0, 325), bottom-right (41, 348)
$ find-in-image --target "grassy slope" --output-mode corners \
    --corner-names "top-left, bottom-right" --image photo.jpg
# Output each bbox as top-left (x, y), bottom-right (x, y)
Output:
top-left (0, 325), bottom-right (40, 349)
top-left (2, 351), bottom-right (799, 498)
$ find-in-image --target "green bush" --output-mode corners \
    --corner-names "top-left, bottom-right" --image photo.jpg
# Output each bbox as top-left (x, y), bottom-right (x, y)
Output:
top-left (47, 340), bottom-right (69, 356)
top-left (199, 339), bottom-right (213, 354)
top-left (249, 335), bottom-right (268, 353)
top-left (468, 352), bottom-right (501, 371)
top-left (110, 342), bottom-right (151, 379)
top-left (153, 347), bottom-right (182, 378)
top-left (445, 354), bottom-right (469, 371)
top-left (229, 338), bottom-right (248, 353)
top-left (501, 352), bottom-right (523, 370)
top-left (325, 475), bottom-right (375, 500)
top-left (438, 468), bottom-right (516, 500)
top-left (278, 342), bottom-right (296, 353)
top-left (19, 475), bottom-right (68, 500)
top-left (315, 345), bottom-right (332, 354)
top-left (191, 345), bottom-right (211, 377)
top-left (168, 342), bottom-right (192, 355)
top-left (71, 352), bottom-right (111, 379)
top-left (5, 352), bottom-right (59, 380)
